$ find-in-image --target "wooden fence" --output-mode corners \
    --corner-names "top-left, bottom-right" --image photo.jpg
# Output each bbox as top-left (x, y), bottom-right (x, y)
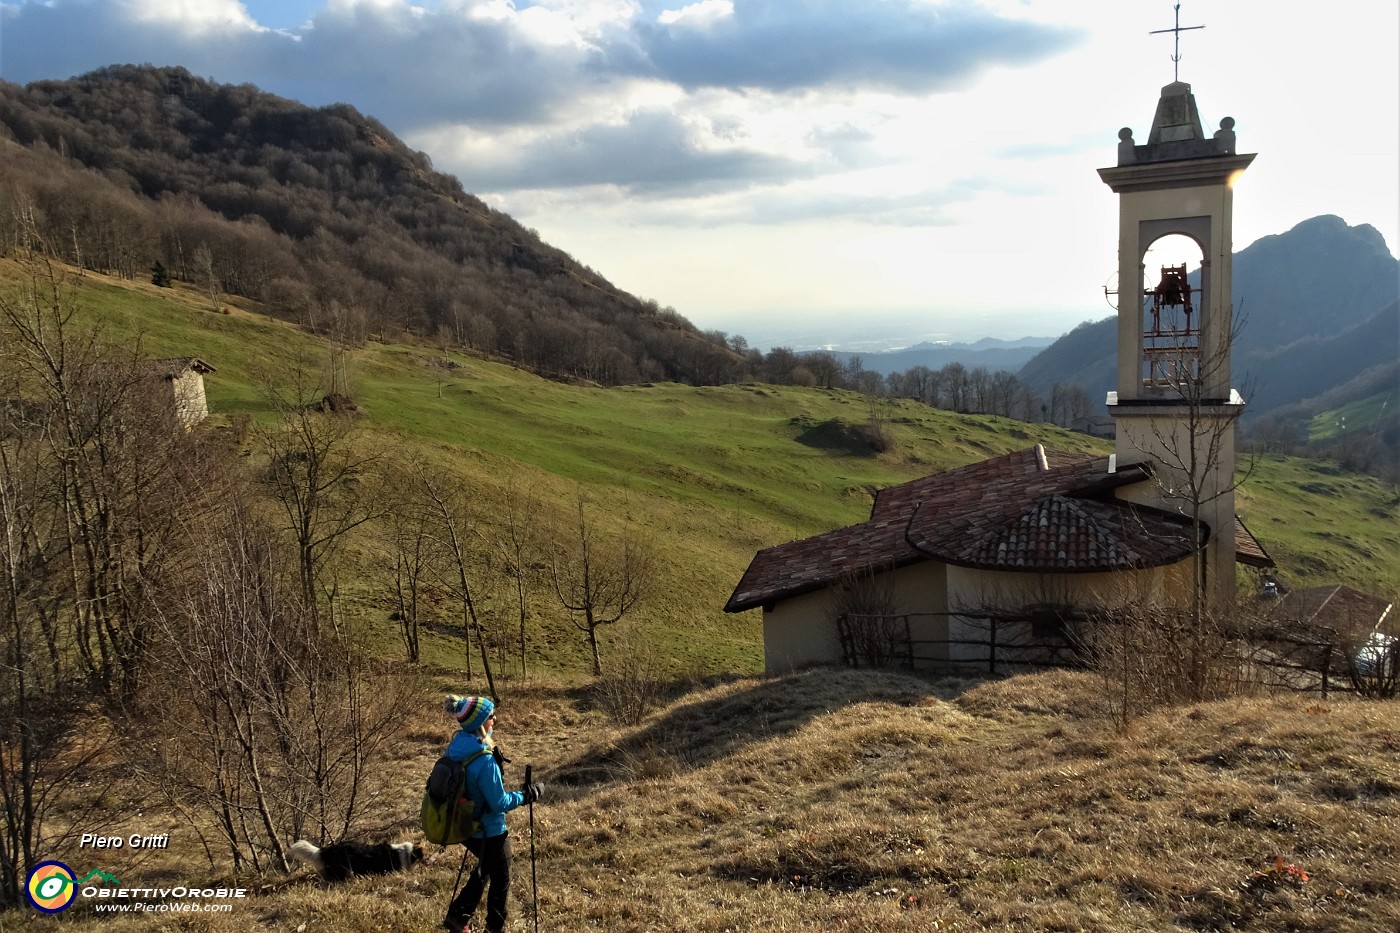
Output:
top-left (836, 611), bottom-right (1394, 698)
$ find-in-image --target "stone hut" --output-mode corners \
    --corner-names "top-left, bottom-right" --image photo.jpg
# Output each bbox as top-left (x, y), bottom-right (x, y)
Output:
top-left (153, 357), bottom-right (216, 428)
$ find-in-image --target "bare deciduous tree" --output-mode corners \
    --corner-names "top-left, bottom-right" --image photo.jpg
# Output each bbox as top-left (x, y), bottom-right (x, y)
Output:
top-left (1133, 308), bottom-right (1255, 686)
top-left (492, 476), bottom-right (542, 679)
top-left (256, 364), bottom-right (379, 632)
top-left (380, 466), bottom-right (441, 663)
top-left (0, 245), bottom-right (223, 697)
top-left (550, 492), bottom-right (655, 677)
top-left (133, 497), bottom-right (409, 874)
top-left (1, 403), bottom-right (115, 909)
top-left (413, 464), bottom-right (498, 697)
top-left (0, 244), bottom-right (183, 904)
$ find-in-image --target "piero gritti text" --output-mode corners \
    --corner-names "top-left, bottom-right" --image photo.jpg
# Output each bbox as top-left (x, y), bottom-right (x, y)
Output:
top-left (80, 832), bottom-right (171, 850)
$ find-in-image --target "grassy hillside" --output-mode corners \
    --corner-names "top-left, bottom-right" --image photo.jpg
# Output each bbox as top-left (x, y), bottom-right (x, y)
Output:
top-left (41, 668), bottom-right (1400, 932)
top-left (1308, 389), bottom-right (1399, 443)
top-left (1238, 456), bottom-right (1400, 591)
top-left (10, 258), bottom-right (1398, 685)
top-left (13, 261), bottom-right (1112, 676)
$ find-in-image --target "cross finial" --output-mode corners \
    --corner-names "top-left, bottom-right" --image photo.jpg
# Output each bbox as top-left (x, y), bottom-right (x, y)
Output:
top-left (1149, 3), bottom-right (1205, 82)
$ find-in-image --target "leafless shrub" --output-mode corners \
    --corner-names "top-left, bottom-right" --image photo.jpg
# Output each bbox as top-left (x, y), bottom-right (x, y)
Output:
top-left (591, 632), bottom-right (670, 726)
top-left (1079, 602), bottom-right (1256, 726)
top-left (1344, 628), bottom-right (1398, 699)
top-left (129, 499), bottom-right (411, 875)
top-left (859, 417), bottom-right (892, 452)
top-left (832, 564), bottom-right (905, 669)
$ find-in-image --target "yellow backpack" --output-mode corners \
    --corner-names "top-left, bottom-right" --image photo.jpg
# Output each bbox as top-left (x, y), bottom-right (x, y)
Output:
top-left (420, 748), bottom-right (489, 845)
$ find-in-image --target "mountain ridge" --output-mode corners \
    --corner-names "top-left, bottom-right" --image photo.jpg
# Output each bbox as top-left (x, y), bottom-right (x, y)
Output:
top-left (0, 64), bottom-right (746, 386)
top-left (1017, 215), bottom-right (1399, 423)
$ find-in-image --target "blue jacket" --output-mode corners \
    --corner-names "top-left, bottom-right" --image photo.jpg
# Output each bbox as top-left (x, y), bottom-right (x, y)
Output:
top-left (445, 731), bottom-right (523, 839)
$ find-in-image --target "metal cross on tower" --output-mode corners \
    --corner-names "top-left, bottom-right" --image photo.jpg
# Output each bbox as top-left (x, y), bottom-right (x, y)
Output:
top-left (1150, 3), bottom-right (1205, 82)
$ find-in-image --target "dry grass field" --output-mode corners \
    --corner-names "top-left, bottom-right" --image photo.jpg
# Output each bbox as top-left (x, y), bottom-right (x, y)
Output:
top-left (19, 667), bottom-right (1399, 932)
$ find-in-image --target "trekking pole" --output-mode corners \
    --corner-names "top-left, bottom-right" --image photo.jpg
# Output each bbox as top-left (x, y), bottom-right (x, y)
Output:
top-left (442, 840), bottom-right (470, 918)
top-left (525, 763), bottom-right (540, 933)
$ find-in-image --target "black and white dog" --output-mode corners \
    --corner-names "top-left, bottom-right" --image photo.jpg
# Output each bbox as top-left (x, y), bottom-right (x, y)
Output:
top-left (289, 839), bottom-right (424, 882)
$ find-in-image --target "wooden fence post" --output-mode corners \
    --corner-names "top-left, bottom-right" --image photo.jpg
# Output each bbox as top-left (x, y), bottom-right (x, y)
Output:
top-left (989, 617), bottom-right (998, 676)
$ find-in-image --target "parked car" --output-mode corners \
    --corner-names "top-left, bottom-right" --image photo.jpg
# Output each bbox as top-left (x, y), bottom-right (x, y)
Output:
top-left (1354, 630), bottom-right (1397, 677)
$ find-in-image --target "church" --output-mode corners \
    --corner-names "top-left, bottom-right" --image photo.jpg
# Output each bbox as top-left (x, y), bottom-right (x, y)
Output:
top-left (725, 75), bottom-right (1280, 674)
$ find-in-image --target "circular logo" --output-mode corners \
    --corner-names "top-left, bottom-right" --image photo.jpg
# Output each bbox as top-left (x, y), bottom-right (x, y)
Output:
top-left (26, 860), bottom-right (77, 913)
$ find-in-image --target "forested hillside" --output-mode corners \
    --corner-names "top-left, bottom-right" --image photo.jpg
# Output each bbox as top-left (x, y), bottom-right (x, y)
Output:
top-left (0, 64), bottom-right (745, 385)
top-left (0, 65), bottom-right (1139, 429)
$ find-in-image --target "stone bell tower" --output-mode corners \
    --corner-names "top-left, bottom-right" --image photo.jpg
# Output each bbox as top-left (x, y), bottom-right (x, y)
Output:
top-left (1098, 79), bottom-right (1255, 612)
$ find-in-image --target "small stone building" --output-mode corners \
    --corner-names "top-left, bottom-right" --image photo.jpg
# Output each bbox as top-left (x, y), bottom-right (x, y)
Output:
top-left (153, 357), bottom-right (216, 428)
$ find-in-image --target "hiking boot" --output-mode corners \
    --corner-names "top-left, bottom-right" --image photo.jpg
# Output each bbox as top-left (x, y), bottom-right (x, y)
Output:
top-left (441, 917), bottom-right (470, 933)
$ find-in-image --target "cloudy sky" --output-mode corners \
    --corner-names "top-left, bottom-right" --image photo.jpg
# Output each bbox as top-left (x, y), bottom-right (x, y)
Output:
top-left (1, 1), bottom-right (1396, 349)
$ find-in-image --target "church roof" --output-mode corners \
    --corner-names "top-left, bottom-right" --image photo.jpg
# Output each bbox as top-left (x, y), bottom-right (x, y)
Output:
top-left (1234, 516), bottom-right (1274, 568)
top-left (725, 446), bottom-right (1222, 613)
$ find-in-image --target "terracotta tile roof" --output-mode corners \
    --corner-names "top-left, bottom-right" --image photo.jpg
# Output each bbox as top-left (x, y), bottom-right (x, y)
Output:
top-left (1268, 585), bottom-right (1393, 635)
top-left (902, 450), bottom-right (1172, 568)
top-left (1234, 516), bottom-right (1274, 568)
top-left (725, 446), bottom-right (1191, 613)
top-left (952, 494), bottom-right (1195, 571)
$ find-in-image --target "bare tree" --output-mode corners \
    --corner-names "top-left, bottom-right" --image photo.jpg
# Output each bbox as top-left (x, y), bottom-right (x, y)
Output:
top-left (0, 244), bottom-right (196, 903)
top-left (0, 245), bottom-right (222, 697)
top-left (492, 477), bottom-right (542, 679)
top-left (550, 491), bottom-right (655, 676)
top-left (1134, 308), bottom-right (1254, 634)
top-left (192, 243), bottom-right (222, 313)
top-left (256, 364), bottom-right (379, 632)
top-left (132, 497), bottom-right (409, 874)
top-left (413, 464), bottom-right (498, 698)
top-left (0, 402), bottom-right (114, 909)
top-left (381, 470), bottom-right (439, 663)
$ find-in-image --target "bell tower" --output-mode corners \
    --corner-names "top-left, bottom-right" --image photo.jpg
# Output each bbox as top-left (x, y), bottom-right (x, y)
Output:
top-left (1098, 78), bottom-right (1255, 612)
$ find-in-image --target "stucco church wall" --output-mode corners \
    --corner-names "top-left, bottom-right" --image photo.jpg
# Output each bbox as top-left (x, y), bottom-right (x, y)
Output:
top-left (945, 564), bottom-right (1186, 666)
top-left (763, 561), bottom-right (949, 674)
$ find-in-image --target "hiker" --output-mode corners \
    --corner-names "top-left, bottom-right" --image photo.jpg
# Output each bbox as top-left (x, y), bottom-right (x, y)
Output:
top-left (440, 695), bottom-right (543, 933)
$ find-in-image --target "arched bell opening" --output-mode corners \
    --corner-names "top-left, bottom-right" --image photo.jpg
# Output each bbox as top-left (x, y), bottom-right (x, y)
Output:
top-left (1139, 233), bottom-right (1205, 390)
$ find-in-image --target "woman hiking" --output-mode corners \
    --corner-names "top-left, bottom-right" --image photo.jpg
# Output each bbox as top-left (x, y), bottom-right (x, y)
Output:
top-left (441, 695), bottom-right (543, 933)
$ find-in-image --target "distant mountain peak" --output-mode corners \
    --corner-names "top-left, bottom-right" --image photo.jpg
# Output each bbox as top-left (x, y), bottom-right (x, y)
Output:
top-left (1018, 214), bottom-right (1398, 422)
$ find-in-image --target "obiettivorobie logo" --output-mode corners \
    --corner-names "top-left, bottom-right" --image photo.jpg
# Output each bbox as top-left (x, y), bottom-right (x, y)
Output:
top-left (26, 858), bottom-right (246, 915)
top-left (25, 861), bottom-right (120, 913)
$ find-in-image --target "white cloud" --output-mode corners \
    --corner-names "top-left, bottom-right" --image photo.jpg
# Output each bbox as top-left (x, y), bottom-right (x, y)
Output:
top-left (657, 0), bottom-right (732, 31)
top-left (125, 0), bottom-right (265, 34)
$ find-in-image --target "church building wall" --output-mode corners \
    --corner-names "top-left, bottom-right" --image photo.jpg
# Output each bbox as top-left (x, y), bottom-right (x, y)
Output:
top-left (763, 561), bottom-right (949, 674)
top-left (944, 564), bottom-right (1190, 667)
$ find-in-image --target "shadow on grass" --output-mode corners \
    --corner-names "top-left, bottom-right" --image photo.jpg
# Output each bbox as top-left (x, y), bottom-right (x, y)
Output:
top-left (793, 418), bottom-right (880, 456)
top-left (548, 666), bottom-right (966, 788)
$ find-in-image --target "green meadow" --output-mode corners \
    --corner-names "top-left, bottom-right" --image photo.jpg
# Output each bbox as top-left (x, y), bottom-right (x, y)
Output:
top-left (1307, 387), bottom-right (1398, 442)
top-left (17, 262), bottom-right (1400, 678)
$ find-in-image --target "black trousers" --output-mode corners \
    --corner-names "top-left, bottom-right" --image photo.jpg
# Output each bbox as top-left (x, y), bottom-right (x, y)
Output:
top-left (449, 833), bottom-right (512, 932)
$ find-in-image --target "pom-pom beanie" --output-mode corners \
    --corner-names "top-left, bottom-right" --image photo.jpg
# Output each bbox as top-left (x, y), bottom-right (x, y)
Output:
top-left (449, 695), bottom-right (495, 733)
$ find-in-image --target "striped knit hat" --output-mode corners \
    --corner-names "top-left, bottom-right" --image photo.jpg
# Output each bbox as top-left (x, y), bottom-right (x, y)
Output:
top-left (447, 695), bottom-right (495, 733)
